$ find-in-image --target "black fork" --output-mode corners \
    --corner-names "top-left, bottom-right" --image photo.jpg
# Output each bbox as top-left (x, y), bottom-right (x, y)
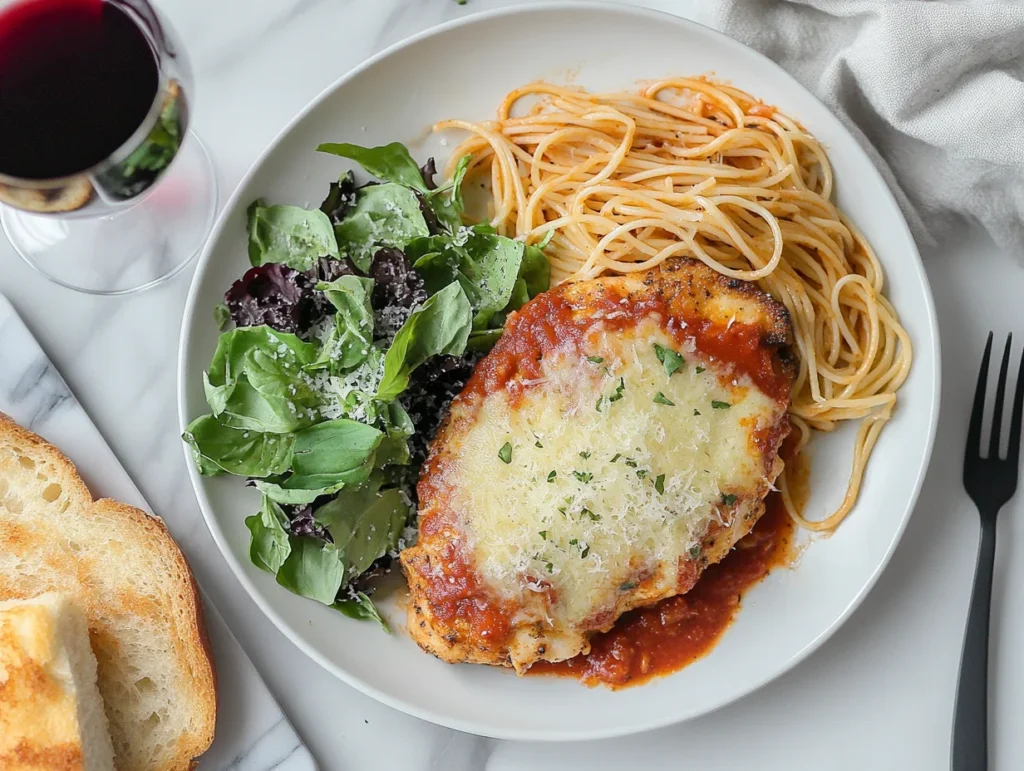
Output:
top-left (954, 333), bottom-right (1024, 770)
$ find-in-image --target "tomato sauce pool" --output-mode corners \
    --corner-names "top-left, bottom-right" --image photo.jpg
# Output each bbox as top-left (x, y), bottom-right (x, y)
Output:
top-left (529, 483), bottom-right (799, 688)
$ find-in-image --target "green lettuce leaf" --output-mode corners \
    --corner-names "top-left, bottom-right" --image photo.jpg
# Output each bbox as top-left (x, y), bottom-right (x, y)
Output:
top-left (406, 228), bottom-right (549, 334)
top-left (246, 199), bottom-right (339, 269)
top-left (313, 477), bottom-right (409, 578)
top-left (374, 401), bottom-right (414, 468)
top-left (245, 496), bottom-right (292, 572)
top-left (333, 184), bottom-right (429, 272)
top-left (520, 243), bottom-right (552, 298)
top-left (467, 328), bottom-right (503, 352)
top-left (426, 154), bottom-right (472, 232)
top-left (251, 477), bottom-right (347, 506)
top-left (203, 327), bottom-right (320, 434)
top-left (182, 415), bottom-right (294, 478)
top-left (317, 141), bottom-right (429, 192)
top-left (335, 592), bottom-right (390, 633)
top-left (288, 418), bottom-right (383, 490)
top-left (275, 537), bottom-right (347, 605)
top-left (376, 281), bottom-right (472, 401)
top-left (312, 276), bottom-right (375, 371)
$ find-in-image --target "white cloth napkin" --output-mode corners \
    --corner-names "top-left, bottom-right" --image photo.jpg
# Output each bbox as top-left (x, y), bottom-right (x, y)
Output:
top-left (702, 0), bottom-right (1024, 256)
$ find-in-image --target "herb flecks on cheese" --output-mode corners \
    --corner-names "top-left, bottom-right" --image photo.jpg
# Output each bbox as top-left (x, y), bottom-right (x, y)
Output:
top-left (445, 320), bottom-right (778, 626)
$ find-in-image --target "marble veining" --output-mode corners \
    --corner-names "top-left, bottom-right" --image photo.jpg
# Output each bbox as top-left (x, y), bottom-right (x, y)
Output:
top-left (1, 0), bottom-right (1024, 769)
top-left (0, 295), bottom-right (315, 771)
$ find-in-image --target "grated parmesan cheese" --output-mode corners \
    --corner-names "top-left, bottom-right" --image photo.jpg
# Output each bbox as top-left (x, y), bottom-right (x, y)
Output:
top-left (444, 321), bottom-right (779, 626)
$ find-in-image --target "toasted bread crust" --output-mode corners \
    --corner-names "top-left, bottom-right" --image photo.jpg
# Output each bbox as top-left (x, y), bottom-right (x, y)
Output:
top-left (0, 413), bottom-right (216, 771)
top-left (0, 177), bottom-right (93, 213)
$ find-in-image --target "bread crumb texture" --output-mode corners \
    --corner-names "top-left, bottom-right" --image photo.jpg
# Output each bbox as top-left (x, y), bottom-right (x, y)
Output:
top-left (0, 414), bottom-right (215, 771)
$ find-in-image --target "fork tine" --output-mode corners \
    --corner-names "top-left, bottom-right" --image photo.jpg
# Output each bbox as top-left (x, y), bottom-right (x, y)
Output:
top-left (967, 332), bottom-right (993, 461)
top-left (989, 334), bottom-right (1013, 459)
top-left (1010, 338), bottom-right (1024, 467)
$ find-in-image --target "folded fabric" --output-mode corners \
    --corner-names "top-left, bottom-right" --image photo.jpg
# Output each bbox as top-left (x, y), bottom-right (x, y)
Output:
top-left (701, 0), bottom-right (1024, 256)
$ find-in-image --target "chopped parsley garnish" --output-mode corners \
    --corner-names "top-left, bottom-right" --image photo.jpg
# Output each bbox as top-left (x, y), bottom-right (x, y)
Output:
top-left (653, 343), bottom-right (684, 376)
top-left (611, 453), bottom-right (622, 462)
top-left (695, 366), bottom-right (706, 374)
top-left (579, 450), bottom-right (592, 460)
top-left (688, 544), bottom-right (701, 559)
top-left (546, 562), bottom-right (554, 574)
top-left (535, 439), bottom-right (544, 448)
top-left (557, 505), bottom-right (568, 516)
top-left (711, 400), bottom-right (731, 410)
top-left (693, 409), bottom-right (701, 416)
top-left (587, 356), bottom-right (604, 364)
top-left (635, 469), bottom-right (648, 479)
top-left (595, 396), bottom-right (604, 412)
top-left (539, 530), bottom-right (548, 540)
top-left (721, 493), bottom-right (738, 506)
top-left (654, 474), bottom-right (666, 494)
top-left (573, 470), bottom-right (593, 484)
top-left (583, 508), bottom-right (600, 521)
top-left (608, 377), bottom-right (626, 402)
top-left (653, 391), bottom-right (675, 406)
top-left (625, 458), bottom-right (638, 468)
top-left (498, 442), bottom-right (513, 463)
top-left (547, 470), bottom-right (557, 483)
top-left (619, 581), bottom-right (637, 591)
top-left (569, 539), bottom-right (590, 558)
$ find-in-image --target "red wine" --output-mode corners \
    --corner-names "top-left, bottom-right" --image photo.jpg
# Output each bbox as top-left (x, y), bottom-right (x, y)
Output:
top-left (0, 0), bottom-right (159, 180)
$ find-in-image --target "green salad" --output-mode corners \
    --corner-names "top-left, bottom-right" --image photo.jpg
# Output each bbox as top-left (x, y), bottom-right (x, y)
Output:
top-left (184, 141), bottom-right (550, 628)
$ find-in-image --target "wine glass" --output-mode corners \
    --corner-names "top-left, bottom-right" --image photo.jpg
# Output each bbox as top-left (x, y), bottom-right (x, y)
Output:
top-left (0, 0), bottom-right (216, 295)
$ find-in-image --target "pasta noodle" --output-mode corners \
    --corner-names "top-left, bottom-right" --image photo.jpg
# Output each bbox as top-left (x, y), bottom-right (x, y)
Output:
top-left (435, 79), bottom-right (912, 531)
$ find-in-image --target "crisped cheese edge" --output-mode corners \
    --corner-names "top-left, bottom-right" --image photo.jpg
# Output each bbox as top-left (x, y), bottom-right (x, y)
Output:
top-left (0, 593), bottom-right (116, 771)
top-left (444, 320), bottom-right (781, 627)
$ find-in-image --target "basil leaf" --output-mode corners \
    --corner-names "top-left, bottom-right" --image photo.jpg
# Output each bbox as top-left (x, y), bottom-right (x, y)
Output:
top-left (275, 536), bottom-right (347, 605)
top-left (408, 231), bottom-right (521, 326)
top-left (290, 418), bottom-right (383, 487)
top-left (313, 276), bottom-right (375, 371)
top-left (375, 401), bottom-right (414, 468)
top-left (468, 235), bottom-right (529, 328)
top-left (314, 482), bottom-right (409, 578)
top-left (408, 230), bottom-right (549, 345)
top-left (426, 154), bottom-right (471, 232)
top-left (489, 278), bottom-right (529, 330)
top-left (376, 281), bottom-right (472, 401)
top-left (467, 328), bottom-right (502, 352)
top-left (251, 477), bottom-right (347, 505)
top-left (334, 592), bottom-right (390, 633)
top-left (203, 327), bottom-right (320, 433)
top-left (334, 184), bottom-right (430, 272)
top-left (520, 243), bottom-right (552, 299)
top-left (280, 463), bottom-right (376, 494)
top-left (316, 141), bottom-right (429, 192)
top-left (244, 496), bottom-right (292, 572)
top-left (246, 199), bottom-right (339, 270)
top-left (213, 303), bottom-right (232, 331)
top-left (183, 415), bottom-right (294, 477)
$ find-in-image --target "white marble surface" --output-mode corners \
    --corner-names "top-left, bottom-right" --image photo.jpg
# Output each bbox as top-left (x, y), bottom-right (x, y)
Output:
top-left (0, 296), bottom-right (316, 771)
top-left (1, 0), bottom-right (1023, 768)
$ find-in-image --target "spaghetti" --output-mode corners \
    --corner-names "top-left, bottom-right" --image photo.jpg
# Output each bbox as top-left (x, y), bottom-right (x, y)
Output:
top-left (435, 79), bottom-right (912, 531)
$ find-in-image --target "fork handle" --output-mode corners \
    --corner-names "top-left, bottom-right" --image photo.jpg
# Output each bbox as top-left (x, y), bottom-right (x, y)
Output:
top-left (952, 516), bottom-right (997, 771)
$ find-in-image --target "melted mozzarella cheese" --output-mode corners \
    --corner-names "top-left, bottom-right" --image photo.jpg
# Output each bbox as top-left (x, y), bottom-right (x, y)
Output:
top-left (444, 320), bottom-right (779, 626)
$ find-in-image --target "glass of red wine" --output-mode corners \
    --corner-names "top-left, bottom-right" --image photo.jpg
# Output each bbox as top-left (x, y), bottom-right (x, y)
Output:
top-left (0, 0), bottom-right (216, 294)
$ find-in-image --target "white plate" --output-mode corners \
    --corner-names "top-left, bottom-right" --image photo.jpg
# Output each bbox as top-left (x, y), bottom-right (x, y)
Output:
top-left (178, 2), bottom-right (940, 740)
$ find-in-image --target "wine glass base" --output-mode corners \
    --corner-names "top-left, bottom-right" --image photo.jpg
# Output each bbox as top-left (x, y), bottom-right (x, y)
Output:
top-left (1, 130), bottom-right (218, 295)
